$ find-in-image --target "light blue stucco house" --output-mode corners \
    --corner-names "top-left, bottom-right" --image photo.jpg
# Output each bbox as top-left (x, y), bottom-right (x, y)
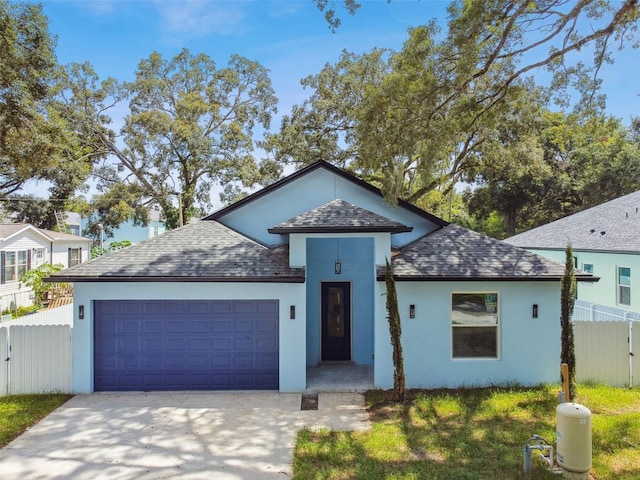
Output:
top-left (63, 211), bottom-right (166, 246)
top-left (505, 190), bottom-right (640, 313)
top-left (51, 161), bottom-right (592, 393)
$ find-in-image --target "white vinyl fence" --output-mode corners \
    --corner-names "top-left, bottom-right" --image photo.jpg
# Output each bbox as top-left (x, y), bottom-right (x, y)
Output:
top-left (0, 305), bottom-right (73, 396)
top-left (573, 300), bottom-right (639, 388)
top-left (1, 303), bottom-right (73, 327)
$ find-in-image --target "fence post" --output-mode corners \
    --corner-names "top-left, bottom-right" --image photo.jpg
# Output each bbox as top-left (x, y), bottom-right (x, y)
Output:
top-left (590, 302), bottom-right (596, 321)
top-left (561, 363), bottom-right (570, 401)
top-left (629, 318), bottom-right (634, 388)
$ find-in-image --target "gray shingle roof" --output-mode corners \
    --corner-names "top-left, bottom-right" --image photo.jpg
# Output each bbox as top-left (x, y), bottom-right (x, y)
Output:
top-left (384, 224), bottom-right (589, 281)
top-left (504, 190), bottom-right (640, 252)
top-left (49, 220), bottom-right (304, 282)
top-left (0, 223), bottom-right (90, 242)
top-left (268, 199), bottom-right (413, 234)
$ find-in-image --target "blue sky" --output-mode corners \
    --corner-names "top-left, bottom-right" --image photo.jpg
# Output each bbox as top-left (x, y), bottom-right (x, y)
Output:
top-left (41, 0), bottom-right (639, 126)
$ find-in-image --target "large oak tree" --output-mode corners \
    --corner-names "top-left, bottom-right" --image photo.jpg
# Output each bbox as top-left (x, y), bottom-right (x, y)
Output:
top-left (56, 49), bottom-right (279, 230)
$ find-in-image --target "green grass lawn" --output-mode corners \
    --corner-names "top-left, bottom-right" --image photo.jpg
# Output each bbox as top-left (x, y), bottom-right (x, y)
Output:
top-left (0, 394), bottom-right (73, 447)
top-left (293, 384), bottom-right (640, 480)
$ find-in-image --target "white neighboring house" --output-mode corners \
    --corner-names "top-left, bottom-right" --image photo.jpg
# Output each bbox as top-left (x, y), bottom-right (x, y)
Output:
top-left (0, 224), bottom-right (91, 311)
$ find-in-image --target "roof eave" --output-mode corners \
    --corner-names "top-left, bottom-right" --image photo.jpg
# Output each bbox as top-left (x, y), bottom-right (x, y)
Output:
top-left (376, 275), bottom-right (599, 282)
top-left (267, 226), bottom-right (413, 234)
top-left (46, 275), bottom-right (306, 284)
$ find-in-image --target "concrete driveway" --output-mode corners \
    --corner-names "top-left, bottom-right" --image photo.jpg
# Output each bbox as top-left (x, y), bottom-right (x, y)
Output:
top-left (0, 392), bottom-right (370, 480)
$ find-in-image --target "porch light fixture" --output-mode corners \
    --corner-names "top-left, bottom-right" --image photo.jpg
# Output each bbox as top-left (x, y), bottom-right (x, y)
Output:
top-left (334, 260), bottom-right (342, 275)
top-left (290, 305), bottom-right (296, 319)
top-left (409, 304), bottom-right (416, 319)
top-left (532, 304), bottom-right (538, 319)
top-left (79, 305), bottom-right (85, 320)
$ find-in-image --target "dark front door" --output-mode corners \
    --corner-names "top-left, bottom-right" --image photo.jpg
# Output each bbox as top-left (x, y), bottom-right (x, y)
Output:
top-left (321, 282), bottom-right (351, 361)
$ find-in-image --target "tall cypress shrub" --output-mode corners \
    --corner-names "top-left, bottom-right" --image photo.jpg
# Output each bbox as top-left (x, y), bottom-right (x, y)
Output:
top-left (560, 244), bottom-right (577, 400)
top-left (385, 258), bottom-right (406, 403)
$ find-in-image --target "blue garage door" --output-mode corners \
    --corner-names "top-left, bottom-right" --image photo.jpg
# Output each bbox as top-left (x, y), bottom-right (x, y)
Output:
top-left (94, 300), bottom-right (279, 391)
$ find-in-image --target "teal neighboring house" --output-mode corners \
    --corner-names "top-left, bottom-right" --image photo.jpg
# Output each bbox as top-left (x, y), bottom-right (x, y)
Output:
top-left (51, 161), bottom-right (592, 393)
top-left (65, 211), bottom-right (166, 246)
top-left (505, 190), bottom-right (640, 312)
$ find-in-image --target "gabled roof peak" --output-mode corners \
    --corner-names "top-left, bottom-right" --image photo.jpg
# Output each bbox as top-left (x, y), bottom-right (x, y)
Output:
top-left (204, 160), bottom-right (448, 227)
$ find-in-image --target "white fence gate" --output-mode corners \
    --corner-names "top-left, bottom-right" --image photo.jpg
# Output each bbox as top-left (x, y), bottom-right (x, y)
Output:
top-left (0, 305), bottom-right (73, 396)
top-left (573, 300), bottom-right (639, 387)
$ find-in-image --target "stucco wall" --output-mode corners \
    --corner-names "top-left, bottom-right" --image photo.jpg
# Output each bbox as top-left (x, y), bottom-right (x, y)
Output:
top-left (529, 248), bottom-right (640, 312)
top-left (72, 282), bottom-right (307, 393)
top-left (217, 168), bottom-right (440, 247)
top-left (305, 237), bottom-right (375, 366)
top-left (374, 280), bottom-right (561, 389)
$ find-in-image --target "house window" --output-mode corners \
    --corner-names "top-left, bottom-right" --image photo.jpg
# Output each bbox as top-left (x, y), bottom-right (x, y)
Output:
top-left (582, 263), bottom-right (594, 274)
top-left (33, 248), bottom-right (45, 265)
top-left (452, 293), bottom-right (499, 358)
top-left (3, 250), bottom-right (29, 282)
top-left (617, 267), bottom-right (631, 306)
top-left (68, 248), bottom-right (82, 267)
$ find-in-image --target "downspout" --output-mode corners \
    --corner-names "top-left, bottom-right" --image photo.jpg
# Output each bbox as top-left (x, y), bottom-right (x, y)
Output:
top-left (50, 241), bottom-right (53, 264)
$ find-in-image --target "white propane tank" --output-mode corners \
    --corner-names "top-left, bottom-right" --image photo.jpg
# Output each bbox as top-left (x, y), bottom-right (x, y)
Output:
top-left (556, 402), bottom-right (592, 477)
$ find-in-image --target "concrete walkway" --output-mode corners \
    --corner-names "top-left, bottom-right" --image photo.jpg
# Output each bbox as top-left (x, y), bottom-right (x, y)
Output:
top-left (0, 392), bottom-right (370, 480)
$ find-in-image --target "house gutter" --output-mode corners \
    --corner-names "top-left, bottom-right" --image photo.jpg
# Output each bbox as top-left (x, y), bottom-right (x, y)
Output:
top-left (376, 275), bottom-right (600, 283)
top-left (45, 275), bottom-right (306, 284)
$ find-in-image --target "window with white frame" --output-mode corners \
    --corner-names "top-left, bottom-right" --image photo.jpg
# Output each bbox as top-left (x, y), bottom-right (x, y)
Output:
top-left (582, 263), bottom-right (594, 274)
top-left (451, 292), bottom-right (499, 358)
top-left (33, 248), bottom-right (45, 266)
top-left (617, 267), bottom-right (631, 306)
top-left (2, 250), bottom-right (29, 283)
top-left (68, 248), bottom-right (82, 267)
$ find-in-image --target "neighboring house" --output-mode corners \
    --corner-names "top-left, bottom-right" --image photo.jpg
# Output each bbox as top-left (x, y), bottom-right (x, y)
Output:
top-left (0, 224), bottom-right (91, 311)
top-left (67, 209), bottom-right (166, 246)
top-left (51, 161), bottom-right (592, 394)
top-left (505, 190), bottom-right (640, 312)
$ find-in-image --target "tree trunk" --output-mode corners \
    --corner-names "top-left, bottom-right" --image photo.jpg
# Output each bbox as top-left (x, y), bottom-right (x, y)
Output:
top-left (385, 258), bottom-right (406, 403)
top-left (560, 244), bottom-right (577, 401)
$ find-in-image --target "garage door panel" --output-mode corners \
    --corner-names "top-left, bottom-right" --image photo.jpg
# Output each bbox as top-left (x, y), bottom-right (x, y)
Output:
top-left (166, 301), bottom-right (186, 314)
top-left (142, 320), bottom-right (162, 333)
top-left (142, 354), bottom-right (162, 367)
top-left (212, 338), bottom-right (232, 350)
top-left (142, 301), bottom-right (163, 314)
top-left (234, 302), bottom-right (254, 313)
top-left (257, 319), bottom-right (277, 332)
top-left (257, 353), bottom-right (278, 367)
top-left (212, 355), bottom-right (231, 367)
top-left (188, 302), bottom-right (209, 314)
top-left (257, 336), bottom-right (277, 349)
top-left (234, 320), bottom-right (254, 332)
top-left (212, 301), bottom-right (232, 313)
top-left (121, 320), bottom-right (140, 333)
top-left (189, 320), bottom-right (209, 333)
top-left (257, 301), bottom-right (277, 313)
top-left (233, 337), bottom-right (253, 350)
top-left (234, 354), bottom-right (253, 367)
top-left (120, 303), bottom-right (140, 315)
top-left (94, 300), bottom-right (279, 391)
top-left (212, 320), bottom-right (232, 332)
